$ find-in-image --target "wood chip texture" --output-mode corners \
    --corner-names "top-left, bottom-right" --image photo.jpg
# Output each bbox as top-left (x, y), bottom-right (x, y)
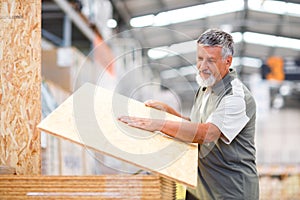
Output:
top-left (0, 0), bottom-right (41, 175)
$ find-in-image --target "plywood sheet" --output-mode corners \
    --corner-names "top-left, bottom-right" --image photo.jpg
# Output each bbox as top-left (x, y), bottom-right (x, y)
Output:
top-left (38, 83), bottom-right (198, 187)
top-left (0, 175), bottom-right (171, 199)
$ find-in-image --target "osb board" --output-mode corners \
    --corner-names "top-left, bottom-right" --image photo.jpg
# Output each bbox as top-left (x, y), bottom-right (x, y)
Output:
top-left (38, 83), bottom-right (198, 187)
top-left (0, 175), bottom-right (168, 199)
top-left (0, 1), bottom-right (41, 174)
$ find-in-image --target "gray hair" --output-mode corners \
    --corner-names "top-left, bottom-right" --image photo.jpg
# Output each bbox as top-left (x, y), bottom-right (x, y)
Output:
top-left (197, 28), bottom-right (234, 59)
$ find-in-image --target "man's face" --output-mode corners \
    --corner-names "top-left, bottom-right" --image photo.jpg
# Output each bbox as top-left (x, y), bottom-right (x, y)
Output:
top-left (196, 44), bottom-right (232, 86)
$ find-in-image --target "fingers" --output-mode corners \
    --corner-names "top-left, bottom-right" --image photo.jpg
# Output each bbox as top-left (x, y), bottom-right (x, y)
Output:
top-left (118, 116), bottom-right (133, 124)
top-left (118, 116), bottom-right (136, 128)
top-left (118, 116), bottom-right (163, 132)
top-left (144, 99), bottom-right (156, 107)
top-left (118, 116), bottom-right (148, 130)
top-left (144, 100), bottom-right (165, 111)
top-left (118, 116), bottom-right (143, 125)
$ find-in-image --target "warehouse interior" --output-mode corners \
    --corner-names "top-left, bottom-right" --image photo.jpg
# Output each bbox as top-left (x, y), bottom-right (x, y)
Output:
top-left (1, 0), bottom-right (300, 199)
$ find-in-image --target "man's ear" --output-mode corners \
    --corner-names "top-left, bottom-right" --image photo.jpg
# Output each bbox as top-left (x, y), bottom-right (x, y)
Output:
top-left (226, 56), bottom-right (232, 67)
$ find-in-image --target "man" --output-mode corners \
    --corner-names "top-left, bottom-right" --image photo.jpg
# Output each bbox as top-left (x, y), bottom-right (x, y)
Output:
top-left (119, 29), bottom-right (259, 200)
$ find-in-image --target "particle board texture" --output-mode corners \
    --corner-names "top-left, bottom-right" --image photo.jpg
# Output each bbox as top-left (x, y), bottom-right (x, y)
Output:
top-left (0, 1), bottom-right (41, 174)
top-left (0, 175), bottom-right (175, 199)
top-left (38, 83), bottom-right (198, 188)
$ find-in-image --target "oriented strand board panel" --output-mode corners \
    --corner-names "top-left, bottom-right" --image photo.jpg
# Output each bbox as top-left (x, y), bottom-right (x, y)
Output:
top-left (38, 83), bottom-right (198, 187)
top-left (0, 1), bottom-right (41, 174)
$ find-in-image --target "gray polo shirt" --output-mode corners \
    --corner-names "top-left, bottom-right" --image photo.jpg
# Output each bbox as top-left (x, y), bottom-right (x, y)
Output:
top-left (188, 69), bottom-right (259, 200)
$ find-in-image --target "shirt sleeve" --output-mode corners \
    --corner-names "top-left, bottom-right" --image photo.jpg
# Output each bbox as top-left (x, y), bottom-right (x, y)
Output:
top-left (206, 95), bottom-right (249, 144)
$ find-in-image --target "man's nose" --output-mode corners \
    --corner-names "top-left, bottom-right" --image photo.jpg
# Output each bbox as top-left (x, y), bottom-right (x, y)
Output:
top-left (198, 60), bottom-right (208, 71)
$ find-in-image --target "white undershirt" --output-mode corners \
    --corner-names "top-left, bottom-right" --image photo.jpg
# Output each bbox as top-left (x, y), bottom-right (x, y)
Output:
top-left (200, 88), bottom-right (211, 117)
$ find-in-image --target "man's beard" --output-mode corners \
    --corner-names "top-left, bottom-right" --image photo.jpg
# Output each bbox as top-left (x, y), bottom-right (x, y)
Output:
top-left (195, 73), bottom-right (216, 87)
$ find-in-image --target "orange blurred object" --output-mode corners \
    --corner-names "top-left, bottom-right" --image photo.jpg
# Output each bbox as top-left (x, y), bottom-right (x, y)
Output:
top-left (266, 56), bottom-right (285, 81)
top-left (93, 36), bottom-right (115, 76)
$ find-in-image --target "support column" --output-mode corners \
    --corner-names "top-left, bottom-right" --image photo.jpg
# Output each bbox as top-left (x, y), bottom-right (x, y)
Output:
top-left (63, 15), bottom-right (72, 47)
top-left (0, 1), bottom-right (41, 174)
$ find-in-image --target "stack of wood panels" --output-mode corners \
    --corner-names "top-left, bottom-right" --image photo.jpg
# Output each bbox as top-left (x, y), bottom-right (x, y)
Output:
top-left (0, 175), bottom-right (176, 199)
top-left (160, 177), bottom-right (177, 200)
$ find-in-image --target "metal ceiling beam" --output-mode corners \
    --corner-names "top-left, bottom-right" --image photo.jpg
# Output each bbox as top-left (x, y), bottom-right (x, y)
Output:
top-left (42, 29), bottom-right (63, 46)
top-left (52, 0), bottom-right (96, 42)
top-left (267, 13), bottom-right (285, 57)
top-left (108, 0), bottom-right (145, 42)
top-left (109, 0), bottom-right (149, 62)
top-left (109, 0), bottom-right (132, 29)
top-left (42, 2), bottom-right (61, 11)
top-left (42, 12), bottom-right (65, 19)
top-left (63, 15), bottom-right (72, 47)
top-left (238, 0), bottom-right (249, 58)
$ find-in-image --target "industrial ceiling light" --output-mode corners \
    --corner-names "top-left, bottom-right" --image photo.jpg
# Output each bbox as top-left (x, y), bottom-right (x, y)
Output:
top-left (244, 32), bottom-right (300, 50)
top-left (130, 0), bottom-right (300, 28)
top-left (130, 0), bottom-right (244, 28)
top-left (130, 14), bottom-right (154, 27)
top-left (248, 0), bottom-right (300, 17)
top-left (147, 32), bottom-right (244, 60)
top-left (241, 57), bottom-right (263, 68)
top-left (147, 47), bottom-right (169, 59)
top-left (147, 40), bottom-right (196, 59)
top-left (106, 19), bottom-right (117, 28)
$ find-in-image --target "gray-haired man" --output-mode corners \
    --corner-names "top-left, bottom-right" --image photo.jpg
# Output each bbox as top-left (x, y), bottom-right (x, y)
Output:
top-left (119, 29), bottom-right (259, 200)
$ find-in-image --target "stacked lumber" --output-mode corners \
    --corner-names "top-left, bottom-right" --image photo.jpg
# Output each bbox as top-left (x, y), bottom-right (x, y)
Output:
top-left (160, 177), bottom-right (176, 200)
top-left (0, 175), bottom-right (176, 200)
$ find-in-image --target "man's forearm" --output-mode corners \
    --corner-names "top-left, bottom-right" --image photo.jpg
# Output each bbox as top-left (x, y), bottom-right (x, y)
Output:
top-left (118, 116), bottom-right (220, 144)
top-left (160, 121), bottom-right (207, 143)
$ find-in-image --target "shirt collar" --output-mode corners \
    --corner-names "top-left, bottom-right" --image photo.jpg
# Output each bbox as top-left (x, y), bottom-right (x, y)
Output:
top-left (211, 68), bottom-right (236, 95)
